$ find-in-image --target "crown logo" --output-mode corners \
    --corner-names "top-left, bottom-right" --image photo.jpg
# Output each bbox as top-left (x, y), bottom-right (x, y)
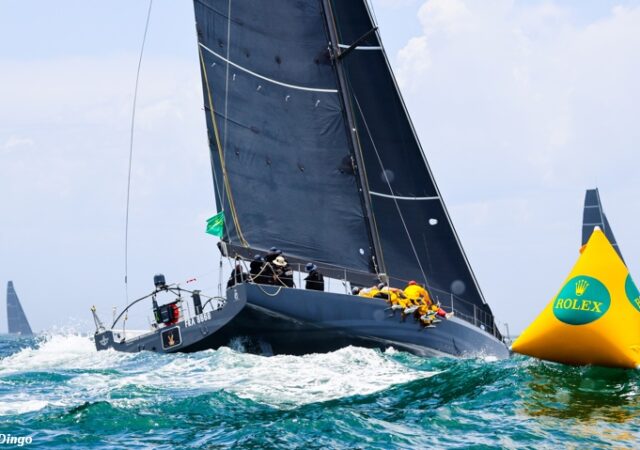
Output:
top-left (575, 279), bottom-right (589, 297)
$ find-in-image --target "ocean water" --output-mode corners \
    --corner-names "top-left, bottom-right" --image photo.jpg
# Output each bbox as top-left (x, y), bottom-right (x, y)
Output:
top-left (0, 334), bottom-right (638, 449)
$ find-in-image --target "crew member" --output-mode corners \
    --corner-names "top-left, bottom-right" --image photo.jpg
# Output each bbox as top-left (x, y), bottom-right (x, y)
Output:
top-left (273, 255), bottom-right (295, 288)
top-left (379, 285), bottom-right (407, 306)
top-left (404, 280), bottom-right (431, 306)
top-left (265, 247), bottom-right (282, 264)
top-left (358, 284), bottom-right (381, 298)
top-left (227, 262), bottom-right (247, 288)
top-left (249, 254), bottom-right (269, 285)
top-left (304, 263), bottom-right (324, 291)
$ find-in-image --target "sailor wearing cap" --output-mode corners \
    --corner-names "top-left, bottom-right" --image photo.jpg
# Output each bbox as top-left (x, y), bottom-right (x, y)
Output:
top-left (265, 247), bottom-right (283, 264)
top-left (304, 263), bottom-right (325, 291)
top-left (273, 255), bottom-right (295, 288)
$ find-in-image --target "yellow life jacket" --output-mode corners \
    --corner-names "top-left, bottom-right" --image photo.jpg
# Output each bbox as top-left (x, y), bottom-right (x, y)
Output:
top-left (404, 284), bottom-right (432, 306)
top-left (380, 287), bottom-right (406, 305)
top-left (358, 287), bottom-right (379, 298)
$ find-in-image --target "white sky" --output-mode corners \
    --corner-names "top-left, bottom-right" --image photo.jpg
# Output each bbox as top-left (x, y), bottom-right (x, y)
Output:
top-left (1, 0), bottom-right (639, 334)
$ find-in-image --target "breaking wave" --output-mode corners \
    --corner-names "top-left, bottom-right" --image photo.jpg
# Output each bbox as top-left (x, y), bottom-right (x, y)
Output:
top-left (1, 333), bottom-right (639, 448)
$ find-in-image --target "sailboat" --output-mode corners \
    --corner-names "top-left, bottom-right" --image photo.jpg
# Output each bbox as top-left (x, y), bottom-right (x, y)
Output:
top-left (582, 188), bottom-right (624, 262)
top-left (512, 189), bottom-right (640, 368)
top-left (193, 0), bottom-right (508, 358)
top-left (6, 281), bottom-right (33, 336)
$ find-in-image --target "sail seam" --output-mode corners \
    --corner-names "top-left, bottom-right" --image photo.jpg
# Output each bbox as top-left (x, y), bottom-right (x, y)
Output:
top-left (199, 43), bottom-right (339, 93)
top-left (338, 44), bottom-right (382, 50)
top-left (370, 192), bottom-right (439, 201)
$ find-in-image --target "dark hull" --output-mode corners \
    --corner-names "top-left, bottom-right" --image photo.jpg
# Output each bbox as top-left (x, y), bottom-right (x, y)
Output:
top-left (209, 284), bottom-right (509, 359)
top-left (94, 294), bottom-right (246, 353)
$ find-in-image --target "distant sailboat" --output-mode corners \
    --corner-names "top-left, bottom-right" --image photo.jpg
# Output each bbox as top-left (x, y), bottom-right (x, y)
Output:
top-left (582, 188), bottom-right (624, 262)
top-left (6, 281), bottom-right (33, 336)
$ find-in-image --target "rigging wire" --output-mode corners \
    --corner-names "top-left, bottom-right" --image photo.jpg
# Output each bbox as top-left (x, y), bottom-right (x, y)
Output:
top-left (351, 93), bottom-right (429, 287)
top-left (197, 46), bottom-right (247, 246)
top-left (124, 0), bottom-right (154, 303)
top-left (366, 0), bottom-right (379, 27)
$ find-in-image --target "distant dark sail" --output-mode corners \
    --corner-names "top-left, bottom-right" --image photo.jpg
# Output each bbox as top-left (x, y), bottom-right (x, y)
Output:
top-left (327, 1), bottom-right (493, 318)
top-left (582, 188), bottom-right (623, 262)
top-left (6, 281), bottom-right (33, 335)
top-left (193, 0), bottom-right (498, 327)
top-left (194, 0), bottom-right (375, 276)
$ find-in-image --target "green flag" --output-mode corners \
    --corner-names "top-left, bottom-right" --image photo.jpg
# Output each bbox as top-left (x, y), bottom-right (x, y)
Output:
top-left (206, 211), bottom-right (225, 238)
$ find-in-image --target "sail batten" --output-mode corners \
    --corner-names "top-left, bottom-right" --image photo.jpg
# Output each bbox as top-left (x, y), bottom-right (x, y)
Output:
top-left (200, 43), bottom-right (340, 93)
top-left (6, 281), bottom-right (33, 336)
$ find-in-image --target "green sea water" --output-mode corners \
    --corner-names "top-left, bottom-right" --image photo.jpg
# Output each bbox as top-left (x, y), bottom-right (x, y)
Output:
top-left (0, 334), bottom-right (638, 449)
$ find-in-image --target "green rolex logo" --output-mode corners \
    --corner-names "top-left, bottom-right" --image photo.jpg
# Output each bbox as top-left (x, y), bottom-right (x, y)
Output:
top-left (553, 275), bottom-right (610, 325)
top-left (624, 274), bottom-right (640, 313)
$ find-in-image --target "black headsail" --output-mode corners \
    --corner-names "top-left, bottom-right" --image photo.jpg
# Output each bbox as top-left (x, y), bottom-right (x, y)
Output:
top-left (193, 0), bottom-right (500, 333)
top-left (193, 0), bottom-right (379, 281)
top-left (582, 188), bottom-right (624, 262)
top-left (325, 1), bottom-right (497, 326)
top-left (6, 281), bottom-right (33, 336)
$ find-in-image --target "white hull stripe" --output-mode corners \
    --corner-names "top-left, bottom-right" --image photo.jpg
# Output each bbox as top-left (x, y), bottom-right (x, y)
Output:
top-left (199, 43), bottom-right (339, 93)
top-left (370, 191), bottom-right (439, 201)
top-left (338, 44), bottom-right (382, 51)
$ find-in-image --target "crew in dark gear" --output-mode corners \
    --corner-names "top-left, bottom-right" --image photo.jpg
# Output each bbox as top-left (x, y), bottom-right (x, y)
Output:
top-left (227, 262), bottom-right (247, 288)
top-left (249, 254), bottom-right (270, 285)
top-left (304, 263), bottom-right (325, 291)
top-left (265, 247), bottom-right (282, 264)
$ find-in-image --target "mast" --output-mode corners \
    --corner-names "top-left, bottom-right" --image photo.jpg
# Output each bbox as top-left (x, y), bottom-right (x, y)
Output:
top-left (321, 0), bottom-right (386, 277)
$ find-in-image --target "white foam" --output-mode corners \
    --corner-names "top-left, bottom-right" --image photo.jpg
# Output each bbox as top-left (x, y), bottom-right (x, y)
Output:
top-left (0, 399), bottom-right (49, 415)
top-left (0, 333), bottom-right (133, 375)
top-left (2, 334), bottom-right (437, 411)
top-left (72, 346), bottom-right (436, 408)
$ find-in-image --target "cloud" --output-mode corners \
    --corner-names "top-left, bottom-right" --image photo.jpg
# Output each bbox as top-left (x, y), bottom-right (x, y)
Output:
top-left (375, 0), bottom-right (420, 9)
top-left (1, 136), bottom-right (34, 153)
top-left (391, 0), bottom-right (640, 331)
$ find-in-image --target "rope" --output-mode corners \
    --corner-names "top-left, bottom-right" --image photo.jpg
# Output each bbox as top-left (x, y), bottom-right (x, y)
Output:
top-left (124, 0), bottom-right (153, 304)
top-left (254, 284), bottom-right (284, 297)
top-left (352, 93), bottom-right (429, 287)
top-left (198, 45), bottom-right (248, 246)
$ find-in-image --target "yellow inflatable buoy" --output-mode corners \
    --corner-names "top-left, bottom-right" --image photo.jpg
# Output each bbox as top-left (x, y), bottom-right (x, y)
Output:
top-left (512, 227), bottom-right (640, 369)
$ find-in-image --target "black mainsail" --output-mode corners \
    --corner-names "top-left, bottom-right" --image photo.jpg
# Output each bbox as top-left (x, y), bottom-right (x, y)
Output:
top-left (582, 188), bottom-right (623, 262)
top-left (195, 0), bottom-right (376, 278)
top-left (194, 0), bottom-right (500, 336)
top-left (6, 281), bottom-right (33, 336)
